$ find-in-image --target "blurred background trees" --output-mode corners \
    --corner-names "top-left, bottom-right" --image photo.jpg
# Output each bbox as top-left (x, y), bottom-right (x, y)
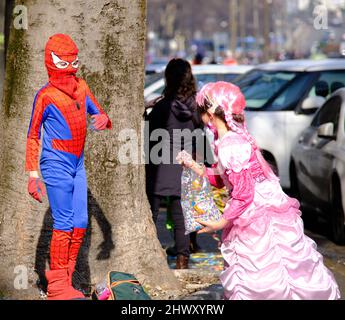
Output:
top-left (146, 0), bottom-right (345, 65)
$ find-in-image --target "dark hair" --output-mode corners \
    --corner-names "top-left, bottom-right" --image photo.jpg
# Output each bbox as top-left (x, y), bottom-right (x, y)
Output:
top-left (198, 98), bottom-right (245, 124)
top-left (163, 58), bottom-right (197, 101)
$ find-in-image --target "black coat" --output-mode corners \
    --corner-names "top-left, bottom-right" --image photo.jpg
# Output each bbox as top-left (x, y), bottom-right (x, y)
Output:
top-left (145, 96), bottom-right (203, 197)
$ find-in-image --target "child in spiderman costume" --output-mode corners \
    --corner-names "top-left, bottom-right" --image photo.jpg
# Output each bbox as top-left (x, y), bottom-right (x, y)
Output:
top-left (25, 34), bottom-right (112, 300)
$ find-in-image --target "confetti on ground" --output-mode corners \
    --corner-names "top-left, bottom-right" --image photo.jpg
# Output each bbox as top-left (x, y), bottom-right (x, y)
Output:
top-left (168, 252), bottom-right (224, 272)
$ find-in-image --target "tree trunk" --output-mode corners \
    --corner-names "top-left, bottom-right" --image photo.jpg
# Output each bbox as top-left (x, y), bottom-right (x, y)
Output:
top-left (0, 0), bottom-right (180, 299)
top-left (4, 0), bottom-right (14, 63)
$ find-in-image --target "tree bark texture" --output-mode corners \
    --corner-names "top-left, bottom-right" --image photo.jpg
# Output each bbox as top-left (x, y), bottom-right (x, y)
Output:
top-left (0, 0), bottom-right (180, 299)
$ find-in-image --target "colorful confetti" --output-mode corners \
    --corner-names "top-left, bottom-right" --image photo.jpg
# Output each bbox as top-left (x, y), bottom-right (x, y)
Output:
top-left (168, 252), bottom-right (224, 272)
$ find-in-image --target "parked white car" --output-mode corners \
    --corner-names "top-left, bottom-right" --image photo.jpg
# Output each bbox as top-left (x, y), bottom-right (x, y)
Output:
top-left (144, 64), bottom-right (253, 103)
top-left (236, 59), bottom-right (345, 189)
top-left (291, 88), bottom-right (345, 244)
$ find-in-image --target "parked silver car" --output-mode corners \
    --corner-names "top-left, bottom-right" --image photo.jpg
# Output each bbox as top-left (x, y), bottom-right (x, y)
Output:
top-left (291, 88), bottom-right (345, 244)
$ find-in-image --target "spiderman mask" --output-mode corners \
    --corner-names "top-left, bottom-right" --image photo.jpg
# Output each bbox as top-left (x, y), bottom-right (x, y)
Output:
top-left (45, 34), bottom-right (79, 99)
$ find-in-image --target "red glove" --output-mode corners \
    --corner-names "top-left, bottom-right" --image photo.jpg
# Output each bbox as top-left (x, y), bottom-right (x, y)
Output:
top-left (91, 114), bottom-right (111, 131)
top-left (28, 177), bottom-right (46, 203)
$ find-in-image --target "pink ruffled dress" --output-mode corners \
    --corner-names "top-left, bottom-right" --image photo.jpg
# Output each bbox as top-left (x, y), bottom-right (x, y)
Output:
top-left (206, 130), bottom-right (341, 300)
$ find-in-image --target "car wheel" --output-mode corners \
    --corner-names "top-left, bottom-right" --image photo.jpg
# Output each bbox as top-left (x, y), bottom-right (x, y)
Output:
top-left (330, 177), bottom-right (345, 245)
top-left (289, 161), bottom-right (300, 200)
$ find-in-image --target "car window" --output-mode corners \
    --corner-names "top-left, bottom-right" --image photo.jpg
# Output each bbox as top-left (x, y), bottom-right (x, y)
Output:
top-left (311, 96), bottom-right (342, 131)
top-left (308, 71), bottom-right (345, 99)
top-left (267, 73), bottom-right (314, 111)
top-left (223, 73), bottom-right (241, 83)
top-left (236, 70), bottom-right (300, 109)
top-left (195, 74), bottom-right (219, 89)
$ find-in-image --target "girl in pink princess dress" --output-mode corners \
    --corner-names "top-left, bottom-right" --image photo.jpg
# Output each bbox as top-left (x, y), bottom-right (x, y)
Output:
top-left (178, 81), bottom-right (341, 300)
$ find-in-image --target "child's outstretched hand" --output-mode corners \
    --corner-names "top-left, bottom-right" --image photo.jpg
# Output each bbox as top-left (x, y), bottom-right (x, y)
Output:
top-left (91, 114), bottom-right (112, 131)
top-left (176, 150), bottom-right (194, 168)
top-left (196, 218), bottom-right (229, 234)
top-left (177, 150), bottom-right (206, 176)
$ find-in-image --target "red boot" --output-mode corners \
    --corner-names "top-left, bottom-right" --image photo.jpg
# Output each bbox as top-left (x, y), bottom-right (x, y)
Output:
top-left (46, 269), bottom-right (85, 300)
top-left (68, 228), bottom-right (86, 286)
top-left (46, 230), bottom-right (85, 300)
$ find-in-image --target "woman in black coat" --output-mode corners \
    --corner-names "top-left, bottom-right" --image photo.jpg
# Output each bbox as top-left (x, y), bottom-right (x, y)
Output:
top-left (145, 59), bottom-right (203, 269)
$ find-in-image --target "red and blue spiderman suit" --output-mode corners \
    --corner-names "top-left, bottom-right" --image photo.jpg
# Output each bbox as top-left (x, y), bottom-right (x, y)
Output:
top-left (25, 34), bottom-right (112, 300)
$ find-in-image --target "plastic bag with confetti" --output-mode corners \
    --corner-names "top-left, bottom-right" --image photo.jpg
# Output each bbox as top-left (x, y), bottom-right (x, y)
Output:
top-left (180, 167), bottom-right (222, 235)
top-left (211, 186), bottom-right (229, 214)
